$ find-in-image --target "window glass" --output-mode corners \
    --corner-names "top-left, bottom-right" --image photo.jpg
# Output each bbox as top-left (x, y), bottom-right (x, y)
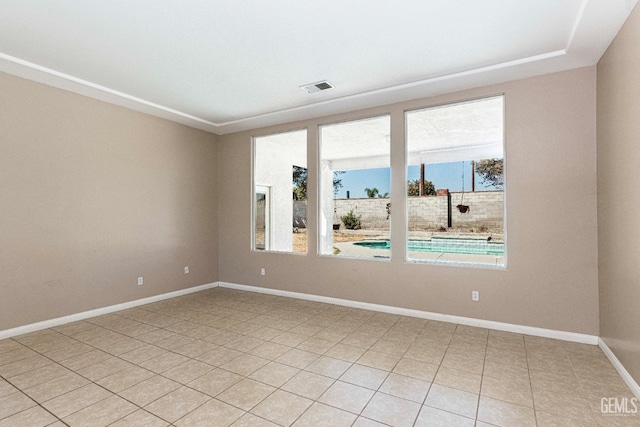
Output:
top-left (254, 129), bottom-right (307, 253)
top-left (319, 116), bottom-right (391, 259)
top-left (406, 96), bottom-right (505, 266)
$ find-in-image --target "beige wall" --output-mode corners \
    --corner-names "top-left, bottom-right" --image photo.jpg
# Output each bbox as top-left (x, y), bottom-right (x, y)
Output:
top-left (218, 67), bottom-right (599, 335)
top-left (0, 57), bottom-right (605, 342)
top-left (0, 72), bottom-right (218, 330)
top-left (597, 6), bottom-right (640, 383)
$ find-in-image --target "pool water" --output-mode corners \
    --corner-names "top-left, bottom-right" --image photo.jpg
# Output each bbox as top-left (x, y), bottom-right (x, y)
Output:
top-left (354, 237), bottom-right (504, 256)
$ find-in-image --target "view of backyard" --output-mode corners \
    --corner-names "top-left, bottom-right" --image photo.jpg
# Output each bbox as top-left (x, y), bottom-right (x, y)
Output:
top-left (254, 96), bottom-right (504, 266)
top-left (290, 184), bottom-right (504, 265)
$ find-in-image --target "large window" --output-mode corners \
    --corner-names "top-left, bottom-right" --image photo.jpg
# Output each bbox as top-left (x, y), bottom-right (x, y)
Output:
top-left (319, 116), bottom-right (391, 259)
top-left (251, 97), bottom-right (504, 267)
top-left (253, 129), bottom-right (307, 253)
top-left (406, 96), bottom-right (505, 266)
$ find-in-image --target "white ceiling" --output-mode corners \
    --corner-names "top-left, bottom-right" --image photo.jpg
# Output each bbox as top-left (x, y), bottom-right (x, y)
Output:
top-left (0, 0), bottom-right (636, 135)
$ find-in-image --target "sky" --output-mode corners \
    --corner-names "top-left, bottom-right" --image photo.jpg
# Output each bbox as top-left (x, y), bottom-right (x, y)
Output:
top-left (334, 161), bottom-right (496, 199)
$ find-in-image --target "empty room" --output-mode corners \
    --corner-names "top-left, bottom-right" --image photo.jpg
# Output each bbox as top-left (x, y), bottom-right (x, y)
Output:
top-left (1, 1), bottom-right (639, 426)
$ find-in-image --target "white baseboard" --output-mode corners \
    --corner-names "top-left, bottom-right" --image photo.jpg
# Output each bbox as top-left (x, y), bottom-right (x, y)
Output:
top-left (599, 338), bottom-right (640, 400)
top-left (1, 279), bottom-right (600, 347)
top-left (7, 279), bottom-right (635, 395)
top-left (0, 282), bottom-right (219, 340)
top-left (217, 281), bottom-right (599, 345)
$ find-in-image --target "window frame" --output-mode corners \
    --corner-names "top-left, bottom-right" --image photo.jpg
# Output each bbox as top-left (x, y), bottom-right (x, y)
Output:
top-left (251, 128), bottom-right (308, 255)
top-left (403, 94), bottom-right (507, 269)
top-left (248, 95), bottom-right (507, 269)
top-left (317, 114), bottom-right (392, 260)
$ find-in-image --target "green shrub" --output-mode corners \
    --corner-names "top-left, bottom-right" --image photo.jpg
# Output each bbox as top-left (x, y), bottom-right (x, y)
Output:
top-left (340, 209), bottom-right (362, 230)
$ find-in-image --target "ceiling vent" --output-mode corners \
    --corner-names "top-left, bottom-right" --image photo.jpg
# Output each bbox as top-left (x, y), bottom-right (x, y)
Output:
top-left (300, 80), bottom-right (334, 93)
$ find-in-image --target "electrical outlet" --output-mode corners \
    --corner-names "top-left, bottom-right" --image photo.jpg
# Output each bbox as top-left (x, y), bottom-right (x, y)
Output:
top-left (137, 277), bottom-right (143, 286)
top-left (184, 266), bottom-right (189, 274)
top-left (260, 267), bottom-right (266, 276)
top-left (472, 291), bottom-right (479, 301)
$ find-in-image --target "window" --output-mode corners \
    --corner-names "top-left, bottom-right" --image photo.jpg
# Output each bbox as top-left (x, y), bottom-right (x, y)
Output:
top-left (253, 129), bottom-right (307, 253)
top-left (319, 116), bottom-right (391, 258)
top-left (252, 98), bottom-right (504, 266)
top-left (406, 96), bottom-right (505, 266)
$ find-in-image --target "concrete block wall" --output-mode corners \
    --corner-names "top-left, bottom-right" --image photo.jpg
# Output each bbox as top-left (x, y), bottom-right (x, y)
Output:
top-left (449, 191), bottom-right (504, 229)
top-left (334, 198), bottom-right (391, 229)
top-left (293, 191), bottom-right (503, 231)
top-left (407, 195), bottom-right (449, 229)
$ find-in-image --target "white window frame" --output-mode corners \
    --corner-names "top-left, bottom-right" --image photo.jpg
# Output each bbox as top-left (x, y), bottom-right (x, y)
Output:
top-left (254, 185), bottom-right (272, 251)
top-left (404, 95), bottom-right (506, 268)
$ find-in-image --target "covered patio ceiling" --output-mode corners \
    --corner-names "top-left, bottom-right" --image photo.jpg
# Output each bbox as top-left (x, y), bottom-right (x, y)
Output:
top-left (257, 96), bottom-right (503, 171)
top-left (323, 96), bottom-right (503, 170)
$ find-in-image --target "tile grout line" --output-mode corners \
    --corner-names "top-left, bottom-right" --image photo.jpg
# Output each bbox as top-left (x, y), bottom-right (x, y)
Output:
top-left (9, 322), bottom-right (199, 425)
top-left (523, 334), bottom-right (538, 427)
top-left (0, 373), bottom-right (69, 426)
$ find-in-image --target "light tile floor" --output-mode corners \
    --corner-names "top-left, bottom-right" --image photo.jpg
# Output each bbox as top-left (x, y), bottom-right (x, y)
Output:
top-left (0, 288), bottom-right (638, 426)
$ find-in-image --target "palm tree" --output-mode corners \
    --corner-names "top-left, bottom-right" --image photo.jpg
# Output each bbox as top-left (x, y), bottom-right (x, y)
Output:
top-left (364, 187), bottom-right (379, 198)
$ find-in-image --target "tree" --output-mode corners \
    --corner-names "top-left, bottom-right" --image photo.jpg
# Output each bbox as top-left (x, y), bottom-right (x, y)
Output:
top-left (364, 187), bottom-right (379, 198)
top-left (475, 159), bottom-right (503, 189)
top-left (332, 171), bottom-right (345, 196)
top-left (293, 166), bottom-right (307, 200)
top-left (292, 166), bottom-right (345, 200)
top-left (407, 179), bottom-right (436, 196)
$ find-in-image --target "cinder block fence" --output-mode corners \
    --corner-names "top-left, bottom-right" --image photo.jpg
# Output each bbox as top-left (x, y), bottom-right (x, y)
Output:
top-left (294, 190), bottom-right (503, 230)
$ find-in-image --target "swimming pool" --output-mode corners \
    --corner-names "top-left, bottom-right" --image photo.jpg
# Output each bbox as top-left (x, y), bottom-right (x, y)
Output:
top-left (354, 237), bottom-right (504, 255)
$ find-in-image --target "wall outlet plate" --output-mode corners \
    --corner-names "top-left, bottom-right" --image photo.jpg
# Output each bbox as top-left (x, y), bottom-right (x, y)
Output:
top-left (184, 266), bottom-right (189, 274)
top-left (472, 291), bottom-right (480, 301)
top-left (260, 268), bottom-right (266, 276)
top-left (137, 277), bottom-right (143, 286)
